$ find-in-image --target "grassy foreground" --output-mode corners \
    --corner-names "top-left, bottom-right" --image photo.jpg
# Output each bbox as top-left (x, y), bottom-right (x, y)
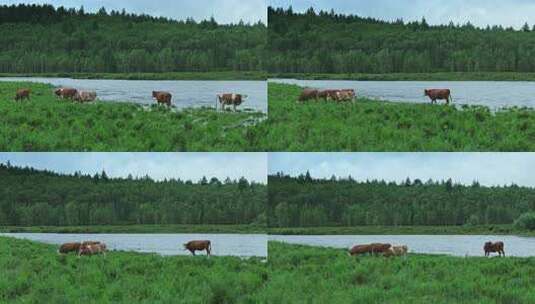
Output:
top-left (0, 224), bottom-right (266, 234)
top-left (270, 72), bottom-right (535, 81)
top-left (266, 83), bottom-right (535, 151)
top-left (0, 82), bottom-right (265, 151)
top-left (0, 237), bottom-right (268, 303)
top-left (269, 225), bottom-right (535, 236)
top-left (266, 242), bottom-right (535, 303)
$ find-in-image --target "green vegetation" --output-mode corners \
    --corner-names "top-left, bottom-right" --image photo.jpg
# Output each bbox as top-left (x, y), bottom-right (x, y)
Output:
top-left (514, 212), bottom-right (535, 231)
top-left (0, 161), bottom-right (266, 226)
top-left (0, 82), bottom-right (266, 151)
top-left (268, 225), bottom-right (533, 236)
top-left (0, 224), bottom-right (266, 234)
top-left (0, 71), bottom-right (267, 80)
top-left (266, 83), bottom-right (535, 151)
top-left (0, 237), bottom-right (268, 303)
top-left (270, 72), bottom-right (535, 81)
top-left (269, 171), bottom-right (535, 228)
top-left (269, 7), bottom-right (535, 74)
top-left (0, 4), bottom-right (265, 74)
top-left (266, 242), bottom-right (535, 303)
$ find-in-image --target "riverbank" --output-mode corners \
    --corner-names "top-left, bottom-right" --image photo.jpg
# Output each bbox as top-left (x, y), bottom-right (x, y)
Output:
top-left (270, 72), bottom-right (535, 81)
top-left (266, 242), bottom-right (535, 303)
top-left (0, 71), bottom-right (267, 81)
top-left (0, 237), bottom-right (268, 303)
top-left (0, 224), bottom-right (267, 234)
top-left (266, 83), bottom-right (535, 151)
top-left (268, 225), bottom-right (535, 236)
top-left (0, 82), bottom-right (266, 151)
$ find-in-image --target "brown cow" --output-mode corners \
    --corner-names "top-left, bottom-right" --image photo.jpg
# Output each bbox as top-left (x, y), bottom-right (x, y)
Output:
top-left (484, 241), bottom-right (505, 257)
top-left (335, 89), bottom-right (356, 102)
top-left (318, 90), bottom-right (339, 101)
top-left (298, 88), bottom-right (319, 102)
top-left (384, 245), bottom-right (409, 257)
top-left (58, 242), bottom-right (82, 254)
top-left (15, 89), bottom-right (31, 101)
top-left (79, 243), bottom-right (107, 256)
top-left (217, 93), bottom-right (247, 111)
top-left (424, 89), bottom-right (452, 105)
top-left (152, 91), bottom-right (172, 106)
top-left (349, 243), bottom-right (392, 256)
top-left (74, 91), bottom-right (97, 103)
top-left (184, 240), bottom-right (211, 256)
top-left (54, 88), bottom-right (77, 100)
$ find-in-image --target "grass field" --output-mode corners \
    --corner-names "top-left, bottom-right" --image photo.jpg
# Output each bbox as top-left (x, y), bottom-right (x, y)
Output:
top-left (265, 83), bottom-right (535, 151)
top-left (0, 71), bottom-right (267, 80)
top-left (266, 242), bottom-right (535, 303)
top-left (0, 82), bottom-right (266, 151)
top-left (270, 72), bottom-right (535, 81)
top-left (0, 237), bottom-right (268, 303)
top-left (0, 224), bottom-right (266, 234)
top-left (268, 225), bottom-right (535, 236)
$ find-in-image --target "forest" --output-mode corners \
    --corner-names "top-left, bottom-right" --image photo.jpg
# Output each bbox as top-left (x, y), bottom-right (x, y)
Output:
top-left (268, 172), bottom-right (535, 227)
top-left (0, 162), bottom-right (266, 226)
top-left (0, 4), bottom-right (265, 73)
top-left (268, 6), bottom-right (535, 74)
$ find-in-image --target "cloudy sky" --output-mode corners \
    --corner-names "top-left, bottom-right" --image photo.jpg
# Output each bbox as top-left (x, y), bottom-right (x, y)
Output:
top-left (0, 153), bottom-right (267, 183)
top-left (270, 0), bottom-right (535, 29)
top-left (1, 0), bottom-right (267, 24)
top-left (269, 153), bottom-right (535, 187)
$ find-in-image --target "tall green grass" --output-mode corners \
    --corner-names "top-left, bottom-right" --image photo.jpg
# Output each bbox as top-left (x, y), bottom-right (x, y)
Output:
top-left (264, 242), bottom-right (535, 304)
top-left (0, 237), bottom-right (268, 303)
top-left (0, 82), bottom-right (265, 151)
top-left (265, 83), bottom-right (535, 151)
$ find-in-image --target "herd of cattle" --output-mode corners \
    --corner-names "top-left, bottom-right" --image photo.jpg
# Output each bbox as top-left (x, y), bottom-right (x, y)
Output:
top-left (299, 88), bottom-right (453, 104)
top-left (13, 87), bottom-right (248, 110)
top-left (58, 239), bottom-right (212, 257)
top-left (348, 241), bottom-right (505, 257)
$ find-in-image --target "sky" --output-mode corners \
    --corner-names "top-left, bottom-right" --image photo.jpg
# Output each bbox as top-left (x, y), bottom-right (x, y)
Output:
top-left (269, 153), bottom-right (535, 187)
top-left (270, 0), bottom-right (535, 29)
top-left (0, 153), bottom-right (267, 183)
top-left (0, 0), bottom-right (267, 24)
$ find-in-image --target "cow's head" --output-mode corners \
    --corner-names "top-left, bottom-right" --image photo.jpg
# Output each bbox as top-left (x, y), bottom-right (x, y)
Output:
top-left (484, 242), bottom-right (492, 250)
top-left (424, 89), bottom-right (429, 97)
top-left (54, 88), bottom-right (62, 96)
top-left (152, 91), bottom-right (158, 98)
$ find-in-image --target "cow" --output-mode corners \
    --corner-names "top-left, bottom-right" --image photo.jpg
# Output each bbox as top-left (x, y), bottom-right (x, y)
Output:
top-left (385, 245), bottom-right (409, 257)
top-left (184, 240), bottom-right (211, 256)
top-left (217, 93), bottom-right (247, 111)
top-left (54, 88), bottom-right (77, 100)
top-left (318, 89), bottom-right (339, 101)
top-left (58, 242), bottom-right (82, 254)
top-left (79, 243), bottom-right (107, 256)
top-left (74, 90), bottom-right (97, 103)
top-left (484, 241), bottom-right (505, 257)
top-left (15, 89), bottom-right (31, 101)
top-left (298, 88), bottom-right (319, 102)
top-left (335, 89), bottom-right (356, 102)
top-left (152, 91), bottom-right (172, 107)
top-left (424, 89), bottom-right (452, 105)
top-left (348, 243), bottom-right (392, 256)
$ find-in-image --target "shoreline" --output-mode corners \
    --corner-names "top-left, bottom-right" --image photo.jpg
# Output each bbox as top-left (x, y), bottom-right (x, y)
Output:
top-left (269, 72), bottom-right (535, 81)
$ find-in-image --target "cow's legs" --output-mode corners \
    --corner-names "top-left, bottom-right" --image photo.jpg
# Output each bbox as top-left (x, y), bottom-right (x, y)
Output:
top-left (189, 249), bottom-right (195, 256)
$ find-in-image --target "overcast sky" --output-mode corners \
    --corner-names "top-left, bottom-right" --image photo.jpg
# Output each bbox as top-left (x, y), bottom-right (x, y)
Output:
top-left (270, 0), bottom-right (535, 29)
top-left (1, 0), bottom-right (267, 24)
top-left (0, 153), bottom-right (267, 183)
top-left (269, 153), bottom-right (535, 187)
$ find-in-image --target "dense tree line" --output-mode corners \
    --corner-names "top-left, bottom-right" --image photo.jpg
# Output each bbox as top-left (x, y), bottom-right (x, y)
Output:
top-left (268, 6), bottom-right (535, 74)
top-left (268, 172), bottom-right (535, 227)
top-left (0, 162), bottom-right (266, 226)
top-left (0, 4), bottom-right (265, 73)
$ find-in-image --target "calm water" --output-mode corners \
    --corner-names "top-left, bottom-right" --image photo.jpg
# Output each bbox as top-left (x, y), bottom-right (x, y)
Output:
top-left (0, 77), bottom-right (267, 112)
top-left (271, 79), bottom-right (535, 109)
top-left (270, 235), bottom-right (535, 257)
top-left (1, 233), bottom-right (267, 258)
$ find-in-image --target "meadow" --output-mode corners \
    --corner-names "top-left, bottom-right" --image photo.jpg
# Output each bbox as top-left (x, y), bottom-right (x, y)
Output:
top-left (0, 82), bottom-right (266, 151)
top-left (266, 242), bottom-right (535, 304)
top-left (265, 83), bottom-right (535, 151)
top-left (0, 224), bottom-right (266, 234)
top-left (0, 237), bottom-right (268, 303)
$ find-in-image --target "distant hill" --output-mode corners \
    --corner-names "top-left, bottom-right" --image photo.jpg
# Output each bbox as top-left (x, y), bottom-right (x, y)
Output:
top-left (268, 172), bottom-right (535, 227)
top-left (0, 4), bottom-right (266, 74)
top-left (267, 6), bottom-right (535, 74)
top-left (0, 162), bottom-right (266, 226)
